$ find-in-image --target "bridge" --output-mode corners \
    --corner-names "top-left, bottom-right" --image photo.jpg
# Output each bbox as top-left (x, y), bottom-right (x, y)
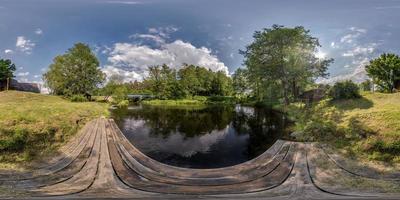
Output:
top-left (127, 94), bottom-right (155, 102)
top-left (0, 118), bottom-right (399, 199)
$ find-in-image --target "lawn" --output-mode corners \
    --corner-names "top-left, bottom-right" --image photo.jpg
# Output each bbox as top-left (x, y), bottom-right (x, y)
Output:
top-left (291, 92), bottom-right (400, 165)
top-left (0, 91), bottom-right (109, 169)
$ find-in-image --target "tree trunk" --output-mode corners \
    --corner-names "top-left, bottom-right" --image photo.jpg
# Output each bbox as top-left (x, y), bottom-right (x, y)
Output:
top-left (6, 78), bottom-right (9, 91)
top-left (282, 80), bottom-right (289, 106)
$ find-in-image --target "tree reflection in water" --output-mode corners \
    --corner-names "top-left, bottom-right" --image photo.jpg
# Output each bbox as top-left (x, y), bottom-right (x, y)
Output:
top-left (111, 105), bottom-right (290, 169)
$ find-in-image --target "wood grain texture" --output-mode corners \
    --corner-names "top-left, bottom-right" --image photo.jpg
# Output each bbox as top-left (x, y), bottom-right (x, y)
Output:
top-left (0, 118), bottom-right (399, 200)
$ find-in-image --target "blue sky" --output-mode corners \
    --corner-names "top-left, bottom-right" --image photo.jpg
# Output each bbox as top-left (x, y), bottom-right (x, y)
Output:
top-left (1, 0), bottom-right (400, 85)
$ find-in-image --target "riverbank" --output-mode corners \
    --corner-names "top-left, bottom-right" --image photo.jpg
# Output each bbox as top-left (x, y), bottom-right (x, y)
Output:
top-left (0, 91), bottom-right (109, 169)
top-left (142, 96), bottom-right (236, 106)
top-left (289, 92), bottom-right (400, 166)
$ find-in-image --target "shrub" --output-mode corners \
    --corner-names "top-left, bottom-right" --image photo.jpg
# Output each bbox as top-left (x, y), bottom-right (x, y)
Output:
top-left (360, 80), bottom-right (372, 92)
top-left (0, 128), bottom-right (28, 152)
top-left (117, 100), bottom-right (129, 108)
top-left (70, 94), bottom-right (87, 102)
top-left (328, 80), bottom-right (361, 100)
top-left (207, 96), bottom-right (236, 104)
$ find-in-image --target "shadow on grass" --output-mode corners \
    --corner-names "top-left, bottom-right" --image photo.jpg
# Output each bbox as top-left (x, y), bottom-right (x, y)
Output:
top-left (330, 97), bottom-right (374, 111)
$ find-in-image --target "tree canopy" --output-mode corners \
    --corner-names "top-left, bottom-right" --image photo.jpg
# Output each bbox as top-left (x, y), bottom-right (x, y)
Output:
top-left (239, 25), bottom-right (333, 105)
top-left (97, 64), bottom-right (233, 100)
top-left (0, 59), bottom-right (16, 90)
top-left (145, 64), bottom-right (233, 99)
top-left (366, 53), bottom-right (400, 93)
top-left (43, 43), bottom-right (105, 96)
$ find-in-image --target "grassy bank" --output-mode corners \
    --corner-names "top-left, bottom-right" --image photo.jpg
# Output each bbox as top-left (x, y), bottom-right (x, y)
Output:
top-left (290, 92), bottom-right (400, 165)
top-left (142, 96), bottom-right (236, 106)
top-left (0, 91), bottom-right (109, 168)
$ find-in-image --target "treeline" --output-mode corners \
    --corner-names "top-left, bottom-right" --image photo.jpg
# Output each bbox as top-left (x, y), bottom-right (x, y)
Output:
top-left (97, 64), bottom-right (233, 100)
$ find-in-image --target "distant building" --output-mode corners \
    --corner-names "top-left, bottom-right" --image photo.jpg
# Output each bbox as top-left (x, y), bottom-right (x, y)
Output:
top-left (0, 79), bottom-right (41, 93)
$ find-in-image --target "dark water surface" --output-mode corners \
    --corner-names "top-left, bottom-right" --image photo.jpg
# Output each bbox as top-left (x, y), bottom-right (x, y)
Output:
top-left (111, 105), bottom-right (290, 169)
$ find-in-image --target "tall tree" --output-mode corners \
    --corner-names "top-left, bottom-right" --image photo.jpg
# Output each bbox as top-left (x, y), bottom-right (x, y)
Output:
top-left (240, 25), bottom-right (333, 105)
top-left (365, 53), bottom-right (400, 93)
top-left (0, 59), bottom-right (16, 91)
top-left (232, 68), bottom-right (249, 95)
top-left (43, 43), bottom-right (105, 96)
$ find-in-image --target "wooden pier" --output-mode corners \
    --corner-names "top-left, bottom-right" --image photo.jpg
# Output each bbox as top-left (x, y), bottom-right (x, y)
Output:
top-left (0, 118), bottom-right (399, 199)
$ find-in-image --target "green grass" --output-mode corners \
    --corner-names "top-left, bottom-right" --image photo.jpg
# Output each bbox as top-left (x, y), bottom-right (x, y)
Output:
top-left (291, 92), bottom-right (400, 165)
top-left (0, 91), bottom-right (109, 168)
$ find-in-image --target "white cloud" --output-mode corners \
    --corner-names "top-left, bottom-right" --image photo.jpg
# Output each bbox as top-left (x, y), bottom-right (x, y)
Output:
top-left (16, 36), bottom-right (35, 54)
top-left (35, 28), bottom-right (43, 35)
top-left (349, 27), bottom-right (367, 33)
top-left (129, 26), bottom-right (179, 45)
top-left (340, 27), bottom-right (367, 44)
top-left (375, 6), bottom-right (400, 10)
top-left (4, 49), bottom-right (13, 54)
top-left (104, 1), bottom-right (142, 5)
top-left (318, 58), bottom-right (370, 84)
top-left (342, 45), bottom-right (376, 57)
top-left (103, 40), bottom-right (229, 82)
top-left (17, 72), bottom-right (30, 77)
top-left (130, 34), bottom-right (165, 44)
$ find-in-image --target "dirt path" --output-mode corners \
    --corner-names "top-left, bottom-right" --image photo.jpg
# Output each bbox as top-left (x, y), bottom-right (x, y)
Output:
top-left (0, 118), bottom-right (399, 199)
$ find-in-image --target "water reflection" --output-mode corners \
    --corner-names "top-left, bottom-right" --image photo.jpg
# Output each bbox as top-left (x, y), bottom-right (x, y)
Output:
top-left (111, 105), bottom-right (289, 169)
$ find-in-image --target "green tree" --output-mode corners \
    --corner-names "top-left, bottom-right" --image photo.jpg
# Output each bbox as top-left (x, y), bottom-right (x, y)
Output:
top-left (328, 80), bottom-right (361, 100)
top-left (360, 79), bottom-right (372, 92)
top-left (210, 71), bottom-right (233, 96)
top-left (43, 43), bottom-right (105, 96)
top-left (365, 53), bottom-right (400, 93)
top-left (178, 64), bottom-right (202, 96)
top-left (232, 68), bottom-right (249, 95)
top-left (0, 59), bottom-right (16, 90)
top-left (240, 25), bottom-right (333, 105)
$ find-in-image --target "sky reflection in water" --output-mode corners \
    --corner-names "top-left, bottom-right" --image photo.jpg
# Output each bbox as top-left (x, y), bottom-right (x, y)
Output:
top-left (111, 105), bottom-right (289, 169)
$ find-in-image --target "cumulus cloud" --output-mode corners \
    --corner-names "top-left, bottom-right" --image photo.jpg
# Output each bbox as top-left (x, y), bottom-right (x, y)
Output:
top-left (4, 49), bottom-right (13, 54)
top-left (16, 36), bottom-right (35, 54)
top-left (35, 28), bottom-right (43, 35)
top-left (103, 40), bottom-right (229, 82)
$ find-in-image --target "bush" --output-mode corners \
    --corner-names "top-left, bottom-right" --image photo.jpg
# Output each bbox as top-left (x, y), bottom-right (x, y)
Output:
top-left (207, 96), bottom-right (236, 104)
top-left (70, 94), bottom-right (87, 102)
top-left (328, 80), bottom-right (361, 100)
top-left (360, 80), bottom-right (372, 92)
top-left (117, 100), bottom-right (129, 108)
top-left (0, 128), bottom-right (28, 152)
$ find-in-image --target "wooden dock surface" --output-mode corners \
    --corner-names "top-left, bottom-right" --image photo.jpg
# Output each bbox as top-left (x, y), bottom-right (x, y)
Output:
top-left (0, 118), bottom-right (399, 199)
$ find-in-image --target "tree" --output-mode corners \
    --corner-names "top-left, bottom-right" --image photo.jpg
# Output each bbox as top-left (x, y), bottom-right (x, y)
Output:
top-left (43, 43), bottom-right (105, 96)
top-left (360, 80), bottom-right (372, 92)
top-left (240, 25), bottom-right (333, 105)
top-left (0, 59), bottom-right (16, 91)
top-left (365, 53), bottom-right (400, 93)
top-left (232, 68), bottom-right (249, 95)
top-left (210, 71), bottom-right (233, 96)
top-left (328, 80), bottom-right (361, 100)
